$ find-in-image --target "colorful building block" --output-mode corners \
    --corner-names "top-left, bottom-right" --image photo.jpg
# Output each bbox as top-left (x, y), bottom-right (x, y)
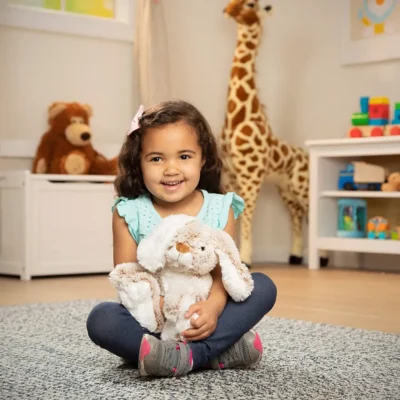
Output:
top-left (369, 118), bottom-right (388, 126)
top-left (360, 97), bottom-right (369, 113)
top-left (395, 103), bottom-right (400, 110)
top-left (351, 113), bottom-right (369, 126)
top-left (369, 104), bottom-right (389, 120)
top-left (393, 109), bottom-right (400, 123)
top-left (369, 97), bottom-right (389, 105)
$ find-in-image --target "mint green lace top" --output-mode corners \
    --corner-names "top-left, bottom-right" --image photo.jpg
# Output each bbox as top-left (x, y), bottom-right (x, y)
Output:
top-left (112, 190), bottom-right (245, 244)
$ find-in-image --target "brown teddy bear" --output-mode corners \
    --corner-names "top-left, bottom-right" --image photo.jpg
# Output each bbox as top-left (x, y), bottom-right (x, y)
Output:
top-left (32, 102), bottom-right (118, 175)
top-left (381, 172), bottom-right (400, 191)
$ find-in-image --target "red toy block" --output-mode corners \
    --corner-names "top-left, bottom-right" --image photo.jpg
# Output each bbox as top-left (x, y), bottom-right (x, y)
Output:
top-left (369, 104), bottom-right (389, 120)
top-left (371, 127), bottom-right (384, 136)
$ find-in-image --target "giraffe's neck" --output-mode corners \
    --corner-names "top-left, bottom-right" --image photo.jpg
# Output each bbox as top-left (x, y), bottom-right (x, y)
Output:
top-left (225, 22), bottom-right (266, 131)
top-left (233, 23), bottom-right (261, 65)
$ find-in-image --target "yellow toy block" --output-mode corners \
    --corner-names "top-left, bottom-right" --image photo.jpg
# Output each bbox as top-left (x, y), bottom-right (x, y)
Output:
top-left (369, 97), bottom-right (389, 105)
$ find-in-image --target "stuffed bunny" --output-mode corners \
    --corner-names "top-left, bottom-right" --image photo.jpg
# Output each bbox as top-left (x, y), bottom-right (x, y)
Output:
top-left (109, 214), bottom-right (254, 341)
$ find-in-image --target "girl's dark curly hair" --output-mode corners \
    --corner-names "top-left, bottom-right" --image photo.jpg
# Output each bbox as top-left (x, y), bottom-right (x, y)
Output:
top-left (115, 100), bottom-right (224, 198)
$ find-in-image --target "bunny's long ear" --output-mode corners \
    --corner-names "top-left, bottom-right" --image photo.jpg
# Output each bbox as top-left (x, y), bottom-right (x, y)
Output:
top-left (137, 214), bottom-right (196, 273)
top-left (213, 231), bottom-right (254, 301)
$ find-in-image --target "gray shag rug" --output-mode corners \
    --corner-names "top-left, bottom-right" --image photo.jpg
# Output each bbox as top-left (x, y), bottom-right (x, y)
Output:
top-left (0, 300), bottom-right (399, 400)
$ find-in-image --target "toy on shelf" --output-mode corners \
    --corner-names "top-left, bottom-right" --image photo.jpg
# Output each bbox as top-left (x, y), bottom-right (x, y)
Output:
top-left (347, 97), bottom-right (400, 138)
top-left (337, 199), bottom-right (367, 238)
top-left (367, 216), bottom-right (390, 240)
top-left (338, 161), bottom-right (386, 191)
top-left (381, 172), bottom-right (400, 191)
top-left (391, 227), bottom-right (400, 240)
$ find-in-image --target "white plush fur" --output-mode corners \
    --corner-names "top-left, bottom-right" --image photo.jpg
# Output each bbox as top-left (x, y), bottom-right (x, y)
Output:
top-left (119, 281), bottom-right (157, 332)
top-left (109, 262), bottom-right (164, 333)
top-left (109, 215), bottom-right (254, 341)
top-left (160, 270), bottom-right (211, 340)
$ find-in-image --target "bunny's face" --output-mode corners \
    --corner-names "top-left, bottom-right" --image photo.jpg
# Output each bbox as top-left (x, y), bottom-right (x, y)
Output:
top-left (164, 222), bottom-right (218, 275)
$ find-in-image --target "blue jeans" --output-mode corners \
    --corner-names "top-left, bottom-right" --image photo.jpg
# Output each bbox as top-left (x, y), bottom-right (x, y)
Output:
top-left (86, 272), bottom-right (277, 370)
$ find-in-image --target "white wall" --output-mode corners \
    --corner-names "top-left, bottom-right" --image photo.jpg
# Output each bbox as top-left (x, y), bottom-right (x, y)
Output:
top-left (0, 25), bottom-right (136, 162)
top-left (163, 0), bottom-right (400, 265)
top-left (1, 1), bottom-right (399, 265)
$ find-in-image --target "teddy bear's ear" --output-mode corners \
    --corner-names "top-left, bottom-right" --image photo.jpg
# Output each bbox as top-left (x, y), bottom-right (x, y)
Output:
top-left (82, 104), bottom-right (93, 117)
top-left (213, 231), bottom-right (254, 302)
top-left (137, 214), bottom-right (196, 273)
top-left (48, 102), bottom-right (67, 120)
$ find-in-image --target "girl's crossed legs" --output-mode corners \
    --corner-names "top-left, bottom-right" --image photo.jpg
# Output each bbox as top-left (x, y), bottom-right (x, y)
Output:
top-left (86, 273), bottom-right (277, 376)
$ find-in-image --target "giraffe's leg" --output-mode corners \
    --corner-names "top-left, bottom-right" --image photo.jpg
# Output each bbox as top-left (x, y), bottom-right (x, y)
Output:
top-left (278, 190), bottom-right (304, 264)
top-left (288, 207), bottom-right (304, 265)
top-left (237, 179), bottom-right (261, 267)
top-left (238, 201), bottom-right (255, 267)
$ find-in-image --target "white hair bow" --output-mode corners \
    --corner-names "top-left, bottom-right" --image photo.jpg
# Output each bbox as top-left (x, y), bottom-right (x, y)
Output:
top-left (128, 104), bottom-right (144, 135)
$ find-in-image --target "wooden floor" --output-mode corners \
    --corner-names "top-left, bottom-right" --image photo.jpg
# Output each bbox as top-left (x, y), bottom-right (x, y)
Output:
top-left (1, 266), bottom-right (399, 334)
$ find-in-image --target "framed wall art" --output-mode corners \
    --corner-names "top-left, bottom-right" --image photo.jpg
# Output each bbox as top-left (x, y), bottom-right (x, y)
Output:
top-left (342, 0), bottom-right (400, 65)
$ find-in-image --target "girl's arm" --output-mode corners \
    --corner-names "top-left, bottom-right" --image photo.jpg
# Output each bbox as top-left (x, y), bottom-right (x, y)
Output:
top-left (112, 208), bottom-right (138, 265)
top-left (113, 209), bottom-right (167, 311)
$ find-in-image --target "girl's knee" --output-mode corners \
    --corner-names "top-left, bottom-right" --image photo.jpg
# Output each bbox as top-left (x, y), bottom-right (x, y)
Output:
top-left (86, 302), bottom-right (121, 345)
top-left (251, 272), bottom-right (277, 310)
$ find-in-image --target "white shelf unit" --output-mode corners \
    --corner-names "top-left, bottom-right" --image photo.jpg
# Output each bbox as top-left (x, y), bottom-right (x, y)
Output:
top-left (305, 136), bottom-right (400, 270)
top-left (0, 170), bottom-right (117, 280)
top-left (320, 191), bottom-right (400, 199)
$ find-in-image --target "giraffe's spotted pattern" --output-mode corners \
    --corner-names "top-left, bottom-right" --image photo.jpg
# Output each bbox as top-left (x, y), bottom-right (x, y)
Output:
top-left (220, 2), bottom-right (309, 264)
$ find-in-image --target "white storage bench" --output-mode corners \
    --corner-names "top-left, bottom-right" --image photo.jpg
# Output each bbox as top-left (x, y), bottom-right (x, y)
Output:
top-left (0, 170), bottom-right (117, 280)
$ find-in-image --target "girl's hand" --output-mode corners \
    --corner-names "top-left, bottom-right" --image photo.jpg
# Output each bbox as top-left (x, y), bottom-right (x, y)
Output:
top-left (182, 300), bottom-right (219, 341)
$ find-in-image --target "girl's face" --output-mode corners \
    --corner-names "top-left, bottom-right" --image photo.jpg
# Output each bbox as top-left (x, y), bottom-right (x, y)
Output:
top-left (140, 121), bottom-right (204, 205)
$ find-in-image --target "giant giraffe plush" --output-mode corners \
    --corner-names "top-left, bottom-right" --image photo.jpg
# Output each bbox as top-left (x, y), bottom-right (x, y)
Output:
top-left (220, 0), bottom-right (328, 267)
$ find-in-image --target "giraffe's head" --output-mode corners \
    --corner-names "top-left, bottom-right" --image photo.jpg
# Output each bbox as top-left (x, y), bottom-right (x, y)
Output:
top-left (223, 0), bottom-right (272, 26)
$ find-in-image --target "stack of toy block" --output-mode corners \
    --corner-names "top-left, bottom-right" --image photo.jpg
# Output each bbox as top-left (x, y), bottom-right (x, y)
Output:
top-left (348, 97), bottom-right (400, 138)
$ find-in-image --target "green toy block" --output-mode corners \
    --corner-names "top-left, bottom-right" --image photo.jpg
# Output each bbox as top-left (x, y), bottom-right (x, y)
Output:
top-left (352, 112), bottom-right (369, 126)
top-left (395, 103), bottom-right (400, 111)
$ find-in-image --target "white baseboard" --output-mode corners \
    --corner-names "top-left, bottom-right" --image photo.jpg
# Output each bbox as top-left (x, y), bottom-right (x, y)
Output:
top-left (0, 139), bottom-right (122, 159)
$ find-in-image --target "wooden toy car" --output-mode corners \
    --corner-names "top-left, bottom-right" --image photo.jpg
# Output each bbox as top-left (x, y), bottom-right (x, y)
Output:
top-left (348, 98), bottom-right (400, 138)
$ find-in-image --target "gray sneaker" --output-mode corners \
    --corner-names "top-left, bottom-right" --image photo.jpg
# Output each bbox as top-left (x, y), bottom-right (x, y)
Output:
top-left (210, 330), bottom-right (263, 370)
top-left (138, 334), bottom-right (193, 378)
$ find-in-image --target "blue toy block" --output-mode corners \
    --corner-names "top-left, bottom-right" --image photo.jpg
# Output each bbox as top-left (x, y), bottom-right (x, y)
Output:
top-left (394, 109), bottom-right (400, 120)
top-left (369, 118), bottom-right (388, 126)
top-left (360, 97), bottom-right (369, 113)
top-left (392, 118), bottom-right (400, 124)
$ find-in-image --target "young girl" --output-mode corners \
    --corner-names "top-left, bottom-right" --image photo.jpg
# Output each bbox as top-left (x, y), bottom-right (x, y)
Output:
top-left (86, 100), bottom-right (277, 378)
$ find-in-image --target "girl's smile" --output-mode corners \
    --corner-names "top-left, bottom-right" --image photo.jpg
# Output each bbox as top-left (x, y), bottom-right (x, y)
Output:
top-left (161, 180), bottom-right (184, 191)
